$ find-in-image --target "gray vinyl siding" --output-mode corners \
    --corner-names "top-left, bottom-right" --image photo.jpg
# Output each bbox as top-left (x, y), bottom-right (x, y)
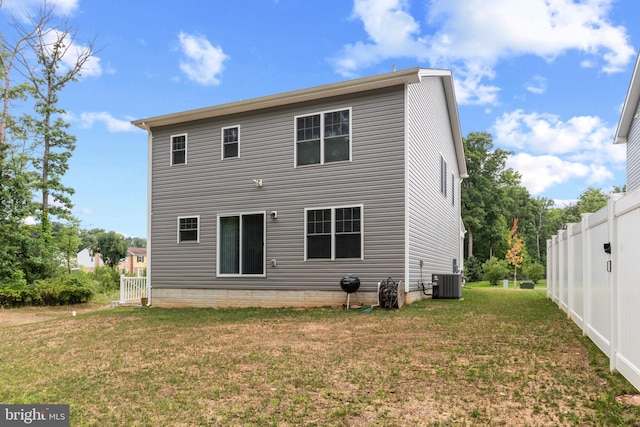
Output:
top-left (149, 86), bottom-right (406, 293)
top-left (406, 77), bottom-right (462, 290)
top-left (627, 102), bottom-right (640, 192)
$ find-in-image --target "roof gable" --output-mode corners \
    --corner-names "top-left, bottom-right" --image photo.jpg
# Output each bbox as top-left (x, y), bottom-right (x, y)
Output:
top-left (615, 52), bottom-right (640, 145)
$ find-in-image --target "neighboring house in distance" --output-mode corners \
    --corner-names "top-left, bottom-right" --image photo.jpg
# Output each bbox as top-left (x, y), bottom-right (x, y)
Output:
top-left (615, 52), bottom-right (640, 192)
top-left (132, 67), bottom-right (468, 308)
top-left (76, 248), bottom-right (103, 272)
top-left (118, 247), bottom-right (147, 276)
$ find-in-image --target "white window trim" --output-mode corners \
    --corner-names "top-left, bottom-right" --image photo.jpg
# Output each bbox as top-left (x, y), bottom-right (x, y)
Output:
top-left (304, 204), bottom-right (364, 261)
top-left (177, 215), bottom-right (200, 243)
top-left (216, 211), bottom-right (267, 278)
top-left (170, 133), bottom-right (188, 166)
top-left (294, 107), bottom-right (352, 167)
top-left (221, 125), bottom-right (241, 159)
top-left (440, 154), bottom-right (447, 197)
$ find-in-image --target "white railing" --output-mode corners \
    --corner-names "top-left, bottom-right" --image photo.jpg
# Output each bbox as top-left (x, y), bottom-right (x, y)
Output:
top-left (119, 275), bottom-right (149, 304)
top-left (547, 188), bottom-right (640, 392)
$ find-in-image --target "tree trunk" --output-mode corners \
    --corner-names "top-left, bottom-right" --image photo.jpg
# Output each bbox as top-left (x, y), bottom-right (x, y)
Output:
top-left (467, 228), bottom-right (474, 258)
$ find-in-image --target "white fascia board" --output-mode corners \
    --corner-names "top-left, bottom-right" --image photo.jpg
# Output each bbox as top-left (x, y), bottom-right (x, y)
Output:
top-left (614, 51), bottom-right (640, 145)
top-left (132, 67), bottom-right (427, 130)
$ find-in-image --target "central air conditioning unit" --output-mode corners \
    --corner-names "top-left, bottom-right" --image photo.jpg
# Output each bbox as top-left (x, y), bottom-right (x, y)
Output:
top-left (431, 274), bottom-right (462, 299)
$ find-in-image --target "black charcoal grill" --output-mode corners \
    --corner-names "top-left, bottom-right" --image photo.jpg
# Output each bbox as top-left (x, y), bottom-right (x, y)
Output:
top-left (340, 275), bottom-right (361, 308)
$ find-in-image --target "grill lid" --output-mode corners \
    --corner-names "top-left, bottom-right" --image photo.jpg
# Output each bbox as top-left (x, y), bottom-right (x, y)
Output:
top-left (340, 275), bottom-right (360, 293)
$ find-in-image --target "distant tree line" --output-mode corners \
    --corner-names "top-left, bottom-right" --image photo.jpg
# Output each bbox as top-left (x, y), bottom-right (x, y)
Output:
top-left (461, 131), bottom-right (623, 283)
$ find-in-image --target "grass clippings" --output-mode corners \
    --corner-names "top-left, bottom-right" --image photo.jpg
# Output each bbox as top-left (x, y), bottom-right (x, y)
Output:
top-left (0, 286), bottom-right (638, 426)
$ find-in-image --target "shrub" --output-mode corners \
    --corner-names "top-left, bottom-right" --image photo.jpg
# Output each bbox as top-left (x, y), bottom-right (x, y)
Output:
top-left (464, 256), bottom-right (483, 282)
top-left (34, 272), bottom-right (96, 305)
top-left (92, 266), bottom-right (120, 292)
top-left (524, 262), bottom-right (545, 284)
top-left (482, 257), bottom-right (510, 286)
top-left (0, 270), bottom-right (41, 307)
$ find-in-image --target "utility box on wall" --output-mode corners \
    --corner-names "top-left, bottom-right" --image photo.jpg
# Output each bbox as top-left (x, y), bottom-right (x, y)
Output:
top-left (432, 274), bottom-right (462, 299)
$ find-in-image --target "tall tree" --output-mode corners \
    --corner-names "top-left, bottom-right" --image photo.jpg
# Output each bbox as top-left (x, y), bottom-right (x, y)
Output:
top-left (461, 132), bottom-right (513, 260)
top-left (528, 197), bottom-right (553, 263)
top-left (0, 2), bottom-right (53, 154)
top-left (505, 218), bottom-right (525, 289)
top-left (20, 19), bottom-right (94, 238)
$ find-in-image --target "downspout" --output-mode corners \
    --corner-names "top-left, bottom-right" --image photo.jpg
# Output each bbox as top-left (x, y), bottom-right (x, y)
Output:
top-left (141, 121), bottom-right (153, 306)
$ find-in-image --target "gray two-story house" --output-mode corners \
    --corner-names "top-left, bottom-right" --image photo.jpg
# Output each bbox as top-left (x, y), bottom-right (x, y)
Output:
top-left (132, 67), bottom-right (467, 308)
top-left (615, 52), bottom-right (640, 192)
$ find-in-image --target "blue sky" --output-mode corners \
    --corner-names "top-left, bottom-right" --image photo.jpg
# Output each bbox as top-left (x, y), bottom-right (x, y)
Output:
top-left (2, 0), bottom-right (639, 238)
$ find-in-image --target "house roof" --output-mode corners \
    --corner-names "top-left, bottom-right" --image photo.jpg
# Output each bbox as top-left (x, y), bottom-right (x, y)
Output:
top-left (614, 51), bottom-right (640, 145)
top-left (132, 67), bottom-right (467, 178)
top-left (127, 247), bottom-right (147, 256)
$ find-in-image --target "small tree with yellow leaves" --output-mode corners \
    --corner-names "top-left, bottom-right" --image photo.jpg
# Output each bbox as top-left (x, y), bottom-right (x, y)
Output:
top-left (505, 218), bottom-right (524, 289)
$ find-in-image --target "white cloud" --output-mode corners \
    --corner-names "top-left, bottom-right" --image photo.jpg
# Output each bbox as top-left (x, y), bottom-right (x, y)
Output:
top-left (73, 112), bottom-right (139, 133)
top-left (41, 29), bottom-right (103, 78)
top-left (507, 154), bottom-right (582, 194)
top-left (333, 0), bottom-right (429, 77)
top-left (495, 109), bottom-right (626, 195)
top-left (1, 0), bottom-right (79, 20)
top-left (525, 75), bottom-right (547, 94)
top-left (177, 32), bottom-right (228, 86)
top-left (333, 0), bottom-right (635, 104)
top-left (492, 109), bottom-right (625, 164)
top-left (425, 0), bottom-right (634, 71)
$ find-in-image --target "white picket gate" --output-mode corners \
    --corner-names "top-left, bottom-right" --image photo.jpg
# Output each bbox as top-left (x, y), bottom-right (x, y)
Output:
top-left (119, 275), bottom-right (149, 304)
top-left (547, 188), bottom-right (640, 392)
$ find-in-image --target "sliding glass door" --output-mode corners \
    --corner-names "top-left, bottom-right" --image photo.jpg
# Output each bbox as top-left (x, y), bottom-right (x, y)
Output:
top-left (218, 213), bottom-right (265, 276)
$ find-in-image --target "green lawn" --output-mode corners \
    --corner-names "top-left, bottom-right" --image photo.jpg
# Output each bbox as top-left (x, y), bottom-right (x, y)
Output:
top-left (0, 286), bottom-right (638, 426)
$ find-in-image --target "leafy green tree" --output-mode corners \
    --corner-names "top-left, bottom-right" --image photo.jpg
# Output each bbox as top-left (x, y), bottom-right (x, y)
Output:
top-left (125, 236), bottom-right (147, 248)
top-left (528, 197), bottom-right (554, 263)
top-left (95, 231), bottom-right (128, 268)
top-left (482, 257), bottom-right (510, 286)
top-left (79, 228), bottom-right (105, 252)
top-left (462, 132), bottom-right (532, 262)
top-left (505, 218), bottom-right (525, 288)
top-left (576, 187), bottom-right (607, 214)
top-left (55, 219), bottom-right (81, 274)
top-left (464, 255), bottom-right (483, 282)
top-left (523, 262), bottom-right (545, 284)
top-left (20, 20), bottom-right (95, 239)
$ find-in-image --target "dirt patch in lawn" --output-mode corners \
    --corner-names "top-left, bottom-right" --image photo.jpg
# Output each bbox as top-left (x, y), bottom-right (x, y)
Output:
top-left (0, 303), bottom-right (110, 326)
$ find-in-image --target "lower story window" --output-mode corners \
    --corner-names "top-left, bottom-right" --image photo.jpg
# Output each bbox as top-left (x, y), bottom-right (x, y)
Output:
top-left (218, 213), bottom-right (265, 275)
top-left (305, 205), bottom-right (362, 260)
top-left (178, 216), bottom-right (199, 243)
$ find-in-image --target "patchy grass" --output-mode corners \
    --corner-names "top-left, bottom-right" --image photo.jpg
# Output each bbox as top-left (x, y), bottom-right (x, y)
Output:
top-left (0, 287), bottom-right (638, 426)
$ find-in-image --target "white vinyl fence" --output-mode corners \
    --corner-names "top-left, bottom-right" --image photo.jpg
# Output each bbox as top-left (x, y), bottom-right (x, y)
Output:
top-left (547, 188), bottom-right (640, 391)
top-left (119, 275), bottom-right (149, 304)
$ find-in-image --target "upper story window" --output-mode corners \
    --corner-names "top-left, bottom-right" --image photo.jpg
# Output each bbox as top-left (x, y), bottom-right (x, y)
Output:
top-left (295, 108), bottom-right (351, 166)
top-left (178, 216), bottom-right (199, 243)
top-left (222, 125), bottom-right (240, 159)
top-left (305, 205), bottom-right (362, 260)
top-left (451, 172), bottom-right (455, 206)
top-left (171, 134), bottom-right (187, 165)
top-left (440, 155), bottom-right (447, 197)
top-left (136, 256), bottom-right (145, 263)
